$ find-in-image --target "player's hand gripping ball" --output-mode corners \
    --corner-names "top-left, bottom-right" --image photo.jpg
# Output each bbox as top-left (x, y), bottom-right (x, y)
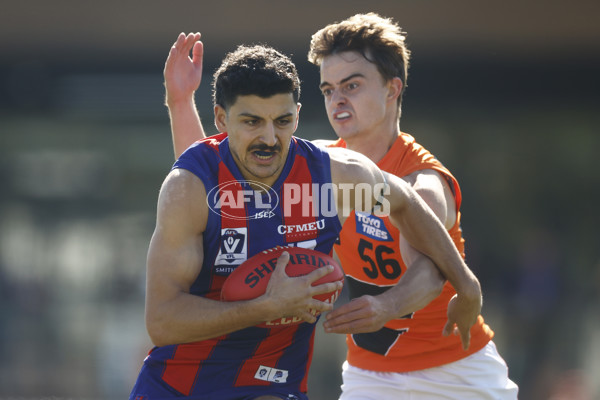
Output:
top-left (221, 246), bottom-right (344, 327)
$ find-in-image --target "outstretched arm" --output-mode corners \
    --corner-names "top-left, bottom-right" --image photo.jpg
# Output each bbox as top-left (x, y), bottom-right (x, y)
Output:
top-left (324, 166), bottom-right (447, 336)
top-left (402, 169), bottom-right (481, 349)
top-left (385, 171), bottom-right (482, 349)
top-left (327, 148), bottom-right (481, 349)
top-left (164, 32), bottom-right (208, 158)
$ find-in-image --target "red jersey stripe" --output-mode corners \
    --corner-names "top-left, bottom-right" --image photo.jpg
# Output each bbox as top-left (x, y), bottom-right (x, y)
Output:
top-left (161, 340), bottom-right (221, 395)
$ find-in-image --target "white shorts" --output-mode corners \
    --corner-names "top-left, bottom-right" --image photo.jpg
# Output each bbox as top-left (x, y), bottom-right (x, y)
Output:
top-left (339, 341), bottom-right (519, 400)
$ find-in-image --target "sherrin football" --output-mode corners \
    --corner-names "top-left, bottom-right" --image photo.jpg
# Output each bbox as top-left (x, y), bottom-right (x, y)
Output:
top-left (221, 246), bottom-right (344, 327)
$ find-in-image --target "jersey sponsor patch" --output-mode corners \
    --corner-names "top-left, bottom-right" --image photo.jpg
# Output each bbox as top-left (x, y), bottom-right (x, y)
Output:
top-left (254, 365), bottom-right (288, 383)
top-left (214, 228), bottom-right (247, 274)
top-left (354, 212), bottom-right (392, 241)
top-left (277, 218), bottom-right (326, 239)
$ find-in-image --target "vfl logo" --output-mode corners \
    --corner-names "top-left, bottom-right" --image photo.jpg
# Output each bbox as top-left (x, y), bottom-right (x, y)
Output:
top-left (223, 231), bottom-right (242, 253)
top-left (214, 228), bottom-right (248, 274)
top-left (206, 180), bottom-right (278, 220)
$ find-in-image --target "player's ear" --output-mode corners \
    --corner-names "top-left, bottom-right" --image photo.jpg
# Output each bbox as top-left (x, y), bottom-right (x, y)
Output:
top-left (294, 102), bottom-right (302, 132)
top-left (214, 104), bottom-right (227, 132)
top-left (386, 77), bottom-right (403, 102)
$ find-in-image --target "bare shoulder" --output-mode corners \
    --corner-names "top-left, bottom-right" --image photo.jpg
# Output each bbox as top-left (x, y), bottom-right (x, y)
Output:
top-left (403, 169), bottom-right (445, 187)
top-left (326, 146), bottom-right (366, 161)
top-left (402, 169), bottom-right (457, 228)
top-left (327, 147), bottom-right (380, 184)
top-left (161, 168), bottom-right (206, 196)
top-left (311, 139), bottom-right (337, 148)
top-left (157, 168), bottom-right (208, 234)
top-left (326, 147), bottom-right (392, 217)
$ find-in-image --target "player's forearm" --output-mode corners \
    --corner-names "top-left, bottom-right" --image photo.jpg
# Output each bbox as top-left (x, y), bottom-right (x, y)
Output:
top-left (381, 255), bottom-right (446, 319)
top-left (167, 97), bottom-right (206, 159)
top-left (403, 221), bottom-right (480, 303)
top-left (146, 293), bottom-right (271, 346)
top-left (392, 185), bottom-right (481, 303)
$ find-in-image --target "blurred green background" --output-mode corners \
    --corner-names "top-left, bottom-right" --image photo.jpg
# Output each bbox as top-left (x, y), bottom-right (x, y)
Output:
top-left (1, 1), bottom-right (599, 399)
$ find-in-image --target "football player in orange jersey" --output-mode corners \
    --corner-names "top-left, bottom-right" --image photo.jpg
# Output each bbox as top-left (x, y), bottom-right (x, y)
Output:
top-left (307, 13), bottom-right (518, 399)
top-left (163, 13), bottom-right (518, 398)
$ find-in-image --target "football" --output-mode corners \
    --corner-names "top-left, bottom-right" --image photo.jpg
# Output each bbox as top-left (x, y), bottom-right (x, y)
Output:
top-left (221, 246), bottom-right (344, 327)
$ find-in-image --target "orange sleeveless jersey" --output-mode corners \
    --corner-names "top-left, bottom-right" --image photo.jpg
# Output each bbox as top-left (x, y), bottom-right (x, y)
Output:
top-left (330, 133), bottom-right (493, 372)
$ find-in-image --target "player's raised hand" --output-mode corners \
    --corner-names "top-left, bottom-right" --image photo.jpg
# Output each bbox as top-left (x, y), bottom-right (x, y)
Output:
top-left (164, 32), bottom-right (203, 105)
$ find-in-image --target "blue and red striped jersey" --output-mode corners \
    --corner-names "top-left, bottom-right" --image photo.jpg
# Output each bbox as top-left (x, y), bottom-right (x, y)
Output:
top-left (130, 133), bottom-right (342, 399)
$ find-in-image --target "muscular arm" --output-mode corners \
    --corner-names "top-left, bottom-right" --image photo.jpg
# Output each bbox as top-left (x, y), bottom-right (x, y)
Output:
top-left (402, 169), bottom-right (483, 348)
top-left (146, 169), bottom-right (269, 345)
top-left (386, 171), bottom-right (482, 348)
top-left (325, 149), bottom-right (481, 348)
top-left (329, 148), bottom-right (479, 299)
top-left (395, 169), bottom-right (456, 308)
top-left (164, 32), bottom-right (208, 158)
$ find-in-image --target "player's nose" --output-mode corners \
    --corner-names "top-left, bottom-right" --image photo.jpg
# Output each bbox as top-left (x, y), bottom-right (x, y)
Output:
top-left (259, 122), bottom-right (278, 147)
top-left (330, 88), bottom-right (347, 105)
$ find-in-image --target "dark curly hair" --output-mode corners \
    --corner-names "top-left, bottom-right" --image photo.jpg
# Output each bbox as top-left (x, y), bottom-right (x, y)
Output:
top-left (213, 45), bottom-right (301, 110)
